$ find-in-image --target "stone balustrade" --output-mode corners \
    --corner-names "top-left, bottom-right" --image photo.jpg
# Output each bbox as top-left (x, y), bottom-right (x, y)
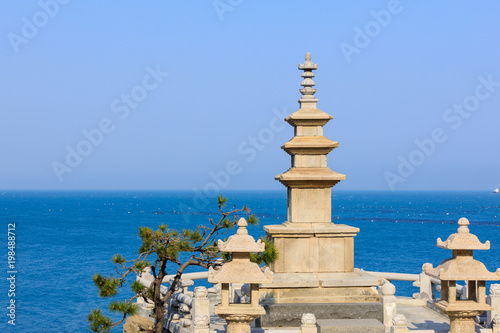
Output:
top-left (133, 268), bottom-right (500, 333)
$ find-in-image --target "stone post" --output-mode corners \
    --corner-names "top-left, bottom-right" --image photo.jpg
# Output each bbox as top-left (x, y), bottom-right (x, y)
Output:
top-left (191, 286), bottom-right (210, 328)
top-left (135, 296), bottom-right (154, 318)
top-left (488, 284), bottom-right (500, 327)
top-left (141, 267), bottom-right (153, 278)
top-left (390, 314), bottom-right (409, 333)
top-left (381, 282), bottom-right (397, 329)
top-left (192, 315), bottom-right (210, 333)
top-left (182, 279), bottom-right (195, 294)
top-left (300, 313), bottom-right (318, 333)
top-left (459, 283), bottom-right (468, 300)
top-left (493, 314), bottom-right (500, 333)
top-left (417, 263), bottom-right (434, 300)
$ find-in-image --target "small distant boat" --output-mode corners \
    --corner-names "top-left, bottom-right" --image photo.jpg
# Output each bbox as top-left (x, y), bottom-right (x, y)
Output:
top-left (494, 188), bottom-right (499, 194)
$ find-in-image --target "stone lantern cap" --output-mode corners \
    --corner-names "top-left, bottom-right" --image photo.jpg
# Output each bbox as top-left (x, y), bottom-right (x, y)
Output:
top-left (426, 217), bottom-right (500, 281)
top-left (426, 258), bottom-right (500, 281)
top-left (208, 218), bottom-right (273, 284)
top-left (218, 218), bottom-right (265, 253)
top-left (208, 261), bottom-right (273, 284)
top-left (436, 218), bottom-right (490, 250)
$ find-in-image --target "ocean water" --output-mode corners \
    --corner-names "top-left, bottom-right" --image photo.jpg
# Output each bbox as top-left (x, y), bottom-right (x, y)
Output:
top-left (0, 190), bottom-right (499, 332)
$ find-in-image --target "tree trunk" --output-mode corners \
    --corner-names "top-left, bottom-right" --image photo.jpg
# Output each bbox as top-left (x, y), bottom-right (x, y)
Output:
top-left (153, 260), bottom-right (167, 333)
top-left (153, 279), bottom-right (165, 333)
top-left (153, 305), bottom-right (165, 333)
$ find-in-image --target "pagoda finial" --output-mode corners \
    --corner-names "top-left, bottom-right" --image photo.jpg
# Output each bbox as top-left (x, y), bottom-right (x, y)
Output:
top-left (236, 217), bottom-right (248, 235)
top-left (298, 52), bottom-right (319, 107)
top-left (457, 217), bottom-right (470, 234)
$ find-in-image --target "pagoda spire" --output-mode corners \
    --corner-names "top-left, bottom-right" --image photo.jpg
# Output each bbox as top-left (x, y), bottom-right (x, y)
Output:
top-left (275, 52), bottom-right (345, 205)
top-left (298, 52), bottom-right (318, 108)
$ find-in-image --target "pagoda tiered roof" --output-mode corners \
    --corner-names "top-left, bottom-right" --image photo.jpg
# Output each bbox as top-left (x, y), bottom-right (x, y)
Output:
top-left (275, 52), bottom-right (346, 189)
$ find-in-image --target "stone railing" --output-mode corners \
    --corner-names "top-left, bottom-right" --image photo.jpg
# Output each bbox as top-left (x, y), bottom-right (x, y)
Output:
top-left (365, 267), bottom-right (466, 300)
top-left (163, 283), bottom-right (214, 333)
top-left (135, 268), bottom-right (216, 333)
top-left (134, 267), bottom-right (500, 332)
top-left (367, 266), bottom-right (500, 329)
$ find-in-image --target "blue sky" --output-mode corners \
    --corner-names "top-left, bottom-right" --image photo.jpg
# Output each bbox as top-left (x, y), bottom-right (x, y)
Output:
top-left (1, 1), bottom-right (499, 191)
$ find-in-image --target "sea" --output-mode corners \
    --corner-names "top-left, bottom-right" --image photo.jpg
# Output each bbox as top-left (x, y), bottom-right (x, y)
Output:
top-left (0, 190), bottom-right (499, 332)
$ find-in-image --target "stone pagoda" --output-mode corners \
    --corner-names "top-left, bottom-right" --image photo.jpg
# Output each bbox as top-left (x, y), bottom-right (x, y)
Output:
top-left (425, 217), bottom-right (500, 333)
top-left (259, 53), bottom-right (382, 327)
top-left (208, 218), bottom-right (273, 333)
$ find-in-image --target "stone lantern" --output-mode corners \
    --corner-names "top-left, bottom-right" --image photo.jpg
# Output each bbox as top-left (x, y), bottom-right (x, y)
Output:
top-left (208, 218), bottom-right (273, 333)
top-left (425, 217), bottom-right (500, 333)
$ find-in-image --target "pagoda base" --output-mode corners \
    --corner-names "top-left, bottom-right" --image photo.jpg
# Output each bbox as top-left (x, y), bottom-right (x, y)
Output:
top-left (256, 302), bottom-right (383, 328)
top-left (256, 270), bottom-right (383, 327)
top-left (260, 222), bottom-right (383, 327)
top-left (258, 270), bottom-right (382, 327)
top-left (259, 270), bottom-right (382, 304)
top-left (262, 223), bottom-right (381, 303)
top-left (264, 223), bottom-right (361, 273)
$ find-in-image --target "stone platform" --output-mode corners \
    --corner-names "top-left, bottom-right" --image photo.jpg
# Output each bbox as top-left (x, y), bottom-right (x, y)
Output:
top-left (259, 270), bottom-right (382, 304)
top-left (258, 266), bottom-right (382, 327)
top-left (257, 303), bottom-right (383, 328)
top-left (206, 297), bottom-right (473, 333)
top-left (316, 319), bottom-right (384, 333)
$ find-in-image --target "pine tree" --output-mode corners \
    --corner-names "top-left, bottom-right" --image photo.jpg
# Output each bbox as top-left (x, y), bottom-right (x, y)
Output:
top-left (88, 195), bottom-right (276, 333)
